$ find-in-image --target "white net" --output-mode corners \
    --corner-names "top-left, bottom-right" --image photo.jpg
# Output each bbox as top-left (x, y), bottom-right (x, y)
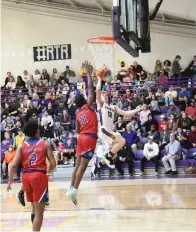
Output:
top-left (88, 37), bottom-right (116, 73)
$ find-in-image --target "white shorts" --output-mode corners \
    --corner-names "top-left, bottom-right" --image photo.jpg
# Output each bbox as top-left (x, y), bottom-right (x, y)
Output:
top-left (99, 126), bottom-right (117, 146)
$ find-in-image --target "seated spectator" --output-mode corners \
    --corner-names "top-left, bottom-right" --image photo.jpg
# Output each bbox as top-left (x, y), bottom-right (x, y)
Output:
top-left (60, 110), bottom-right (71, 131)
top-left (67, 96), bottom-right (77, 120)
top-left (40, 74), bottom-right (49, 86)
top-left (56, 141), bottom-right (66, 164)
top-left (55, 101), bottom-right (68, 117)
top-left (50, 74), bottom-right (58, 87)
top-left (56, 91), bottom-right (67, 106)
top-left (2, 145), bottom-right (16, 179)
top-left (187, 125), bottom-right (196, 148)
top-left (157, 71), bottom-right (168, 86)
top-left (167, 103), bottom-right (181, 119)
top-left (140, 136), bottom-right (160, 176)
top-left (139, 104), bottom-right (151, 126)
top-left (53, 121), bottom-right (65, 138)
top-left (63, 139), bottom-right (75, 165)
top-left (69, 71), bottom-right (78, 85)
top-left (67, 132), bottom-right (77, 148)
top-left (168, 114), bottom-right (178, 132)
top-left (12, 121), bottom-right (23, 137)
top-left (110, 95), bottom-right (123, 109)
top-left (40, 120), bottom-right (54, 143)
top-left (185, 99), bottom-right (196, 121)
top-left (178, 112), bottom-right (193, 130)
top-left (8, 94), bottom-right (20, 116)
top-left (41, 111), bottom-right (54, 127)
top-left (1, 103), bottom-right (9, 117)
top-left (162, 133), bottom-right (181, 175)
top-left (144, 87), bottom-right (153, 105)
top-left (147, 124), bottom-right (160, 144)
top-left (37, 81), bottom-right (46, 93)
top-left (176, 127), bottom-right (188, 148)
top-left (171, 55), bottom-right (182, 78)
top-left (16, 76), bottom-right (26, 89)
top-left (129, 116), bottom-right (141, 131)
top-left (149, 94), bottom-right (160, 115)
top-left (13, 129), bottom-right (25, 149)
top-left (64, 65), bottom-right (72, 79)
top-left (22, 70), bottom-right (29, 83)
top-left (128, 65), bottom-right (135, 76)
top-left (115, 116), bottom-right (127, 133)
top-left (123, 123), bottom-right (140, 151)
top-left (164, 85), bottom-right (178, 106)
top-left (118, 61), bottom-right (128, 78)
top-left (6, 76), bottom-right (16, 89)
top-left (52, 68), bottom-right (59, 80)
top-left (1, 115), bottom-right (15, 133)
top-left (143, 114), bottom-right (158, 132)
top-left (133, 61), bottom-right (143, 80)
top-left (4, 72), bottom-right (14, 87)
top-left (179, 86), bottom-right (190, 101)
top-left (184, 55), bottom-right (196, 77)
top-left (102, 81), bottom-right (111, 95)
top-left (138, 70), bottom-right (147, 86)
top-left (144, 73), bottom-right (155, 87)
top-left (153, 59), bottom-right (163, 77)
top-left (163, 60), bottom-right (171, 77)
top-left (31, 93), bottom-right (41, 111)
top-left (42, 68), bottom-right (50, 81)
top-left (156, 87), bottom-right (165, 104)
top-left (43, 92), bottom-right (55, 108)
top-left (34, 69), bottom-right (41, 81)
top-left (159, 125), bottom-right (170, 150)
top-left (44, 102), bottom-right (54, 117)
top-left (1, 132), bottom-right (13, 163)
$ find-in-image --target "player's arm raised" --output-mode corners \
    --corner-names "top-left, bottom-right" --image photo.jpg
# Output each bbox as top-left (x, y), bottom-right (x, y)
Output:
top-left (45, 142), bottom-right (56, 174)
top-left (83, 61), bottom-right (94, 109)
top-left (115, 105), bottom-right (144, 117)
top-left (96, 76), bottom-right (102, 110)
top-left (7, 145), bottom-right (22, 191)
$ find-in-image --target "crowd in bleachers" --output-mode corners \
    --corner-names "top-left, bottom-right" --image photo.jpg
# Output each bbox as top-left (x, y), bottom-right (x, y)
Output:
top-left (1, 55), bottom-right (196, 179)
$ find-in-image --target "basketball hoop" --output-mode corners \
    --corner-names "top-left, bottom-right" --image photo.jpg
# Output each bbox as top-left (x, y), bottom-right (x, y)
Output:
top-left (87, 37), bottom-right (116, 73)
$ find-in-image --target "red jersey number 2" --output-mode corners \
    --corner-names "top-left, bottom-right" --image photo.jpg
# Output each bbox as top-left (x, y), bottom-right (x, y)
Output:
top-left (28, 153), bottom-right (37, 166)
top-left (79, 114), bottom-right (88, 127)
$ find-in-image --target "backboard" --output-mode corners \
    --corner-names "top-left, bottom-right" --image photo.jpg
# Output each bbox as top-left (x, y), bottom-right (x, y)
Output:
top-left (112, 0), bottom-right (151, 57)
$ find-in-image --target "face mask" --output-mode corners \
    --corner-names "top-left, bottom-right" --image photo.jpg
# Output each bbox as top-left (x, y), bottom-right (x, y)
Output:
top-left (9, 148), bottom-right (13, 152)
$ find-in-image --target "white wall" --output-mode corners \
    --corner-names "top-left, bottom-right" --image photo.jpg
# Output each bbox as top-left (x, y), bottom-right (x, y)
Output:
top-left (1, 8), bottom-right (196, 83)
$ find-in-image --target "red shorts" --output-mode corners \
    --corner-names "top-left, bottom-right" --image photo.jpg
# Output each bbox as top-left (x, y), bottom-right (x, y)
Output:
top-left (76, 134), bottom-right (97, 160)
top-left (22, 172), bottom-right (49, 203)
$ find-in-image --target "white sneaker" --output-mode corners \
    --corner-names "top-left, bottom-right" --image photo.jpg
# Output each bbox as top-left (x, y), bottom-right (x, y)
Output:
top-left (140, 172), bottom-right (144, 176)
top-left (64, 161), bottom-right (68, 165)
top-left (154, 172), bottom-right (159, 176)
top-left (102, 154), bottom-right (115, 169)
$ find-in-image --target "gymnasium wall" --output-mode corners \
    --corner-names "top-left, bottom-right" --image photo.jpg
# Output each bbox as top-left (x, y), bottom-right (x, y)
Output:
top-left (1, 8), bottom-right (196, 81)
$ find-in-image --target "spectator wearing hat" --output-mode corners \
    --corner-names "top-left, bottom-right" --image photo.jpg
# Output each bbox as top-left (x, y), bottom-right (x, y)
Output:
top-left (164, 85), bottom-right (178, 106)
top-left (167, 103), bottom-right (181, 119)
top-left (158, 114), bottom-right (169, 132)
top-left (185, 99), bottom-right (196, 121)
top-left (140, 136), bottom-right (160, 176)
top-left (147, 124), bottom-right (160, 144)
top-left (162, 133), bottom-right (181, 175)
top-left (2, 145), bottom-right (16, 179)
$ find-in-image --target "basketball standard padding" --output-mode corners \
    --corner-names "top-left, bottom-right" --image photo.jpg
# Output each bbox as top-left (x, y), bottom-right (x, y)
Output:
top-left (96, 67), bottom-right (108, 78)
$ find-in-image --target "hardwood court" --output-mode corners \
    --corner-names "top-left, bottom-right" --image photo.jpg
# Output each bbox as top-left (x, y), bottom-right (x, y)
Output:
top-left (1, 178), bottom-right (196, 231)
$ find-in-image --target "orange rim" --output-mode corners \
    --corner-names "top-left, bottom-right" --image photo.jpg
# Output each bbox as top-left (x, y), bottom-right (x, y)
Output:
top-left (87, 37), bottom-right (115, 45)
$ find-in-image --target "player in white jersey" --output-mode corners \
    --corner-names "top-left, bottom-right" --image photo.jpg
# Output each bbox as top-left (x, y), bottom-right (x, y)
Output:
top-left (91, 76), bottom-right (143, 177)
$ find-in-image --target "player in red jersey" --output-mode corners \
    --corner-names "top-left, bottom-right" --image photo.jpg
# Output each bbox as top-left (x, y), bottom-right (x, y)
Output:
top-left (66, 61), bottom-right (98, 205)
top-left (7, 121), bottom-right (56, 232)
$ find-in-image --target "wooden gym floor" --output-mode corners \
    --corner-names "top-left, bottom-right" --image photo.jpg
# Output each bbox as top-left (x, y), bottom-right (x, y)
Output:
top-left (1, 177), bottom-right (196, 231)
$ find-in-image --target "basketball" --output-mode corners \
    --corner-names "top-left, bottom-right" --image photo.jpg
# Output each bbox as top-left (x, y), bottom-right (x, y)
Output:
top-left (96, 67), bottom-right (108, 78)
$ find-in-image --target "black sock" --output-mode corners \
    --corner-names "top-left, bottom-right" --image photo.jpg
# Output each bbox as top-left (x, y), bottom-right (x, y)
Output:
top-left (31, 214), bottom-right (35, 223)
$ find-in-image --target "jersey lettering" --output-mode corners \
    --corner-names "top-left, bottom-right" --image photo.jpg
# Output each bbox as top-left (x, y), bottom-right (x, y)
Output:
top-left (28, 153), bottom-right (37, 166)
top-left (79, 114), bottom-right (88, 126)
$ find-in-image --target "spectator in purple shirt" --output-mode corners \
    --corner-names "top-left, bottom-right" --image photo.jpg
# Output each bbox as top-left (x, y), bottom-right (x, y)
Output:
top-left (123, 123), bottom-right (140, 150)
top-left (1, 132), bottom-right (13, 162)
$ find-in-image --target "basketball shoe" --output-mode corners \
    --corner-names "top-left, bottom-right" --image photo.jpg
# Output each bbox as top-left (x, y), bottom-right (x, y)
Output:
top-left (16, 189), bottom-right (25, 207)
top-left (102, 152), bottom-right (115, 169)
top-left (66, 187), bottom-right (77, 205)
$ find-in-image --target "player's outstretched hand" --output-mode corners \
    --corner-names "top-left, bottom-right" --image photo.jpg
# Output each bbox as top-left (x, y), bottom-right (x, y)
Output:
top-left (7, 180), bottom-right (13, 192)
top-left (82, 61), bottom-right (93, 75)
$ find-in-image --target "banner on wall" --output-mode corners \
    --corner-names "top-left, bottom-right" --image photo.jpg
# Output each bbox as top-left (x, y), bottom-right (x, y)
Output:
top-left (33, 44), bottom-right (71, 62)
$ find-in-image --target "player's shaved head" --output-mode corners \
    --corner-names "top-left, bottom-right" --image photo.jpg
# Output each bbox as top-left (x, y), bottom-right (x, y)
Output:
top-left (23, 120), bottom-right (39, 137)
top-left (74, 94), bottom-right (87, 107)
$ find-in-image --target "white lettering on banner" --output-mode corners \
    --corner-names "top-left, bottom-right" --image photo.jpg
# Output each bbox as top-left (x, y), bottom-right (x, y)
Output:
top-left (33, 44), bottom-right (71, 62)
top-left (47, 46), bottom-right (54, 60)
